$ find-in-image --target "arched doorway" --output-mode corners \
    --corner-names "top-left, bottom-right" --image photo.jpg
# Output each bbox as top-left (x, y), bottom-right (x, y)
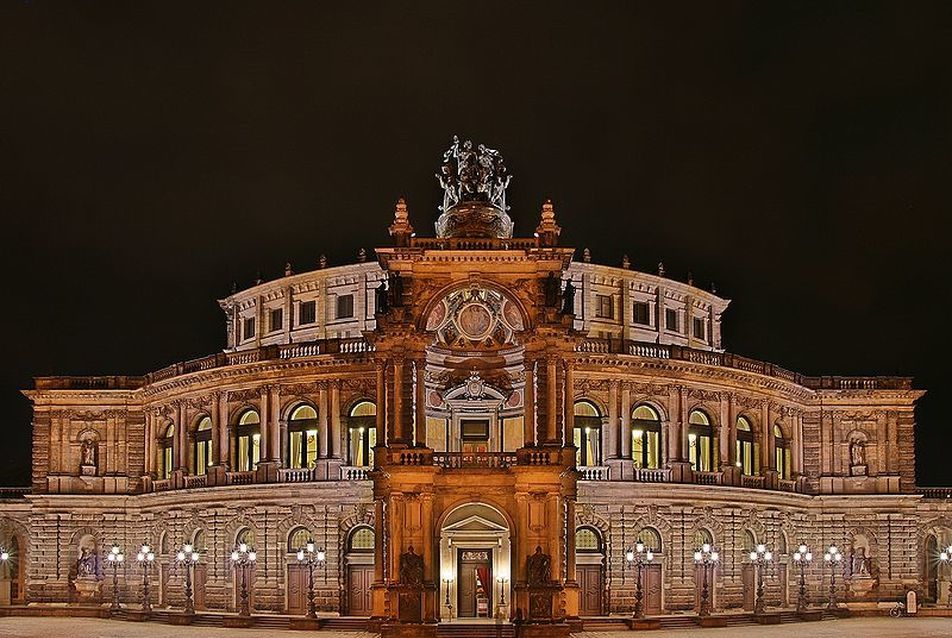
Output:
top-left (576, 526), bottom-right (605, 616)
top-left (439, 503), bottom-right (511, 621)
top-left (0, 533), bottom-right (25, 605)
top-left (344, 525), bottom-right (375, 616)
top-left (925, 534), bottom-right (938, 603)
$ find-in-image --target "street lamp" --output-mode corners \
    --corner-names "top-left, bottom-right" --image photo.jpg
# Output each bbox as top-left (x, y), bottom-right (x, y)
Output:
top-left (295, 538), bottom-right (326, 619)
top-left (496, 576), bottom-right (509, 607)
top-left (823, 545), bottom-right (843, 609)
top-left (442, 576), bottom-right (454, 617)
top-left (230, 543), bottom-right (257, 617)
top-left (748, 544), bottom-right (772, 615)
top-left (625, 541), bottom-right (655, 618)
top-left (106, 545), bottom-right (124, 611)
top-left (939, 545), bottom-right (952, 608)
top-left (175, 543), bottom-right (201, 615)
top-left (693, 544), bottom-right (719, 617)
top-left (135, 544), bottom-right (155, 614)
top-left (792, 544), bottom-right (812, 613)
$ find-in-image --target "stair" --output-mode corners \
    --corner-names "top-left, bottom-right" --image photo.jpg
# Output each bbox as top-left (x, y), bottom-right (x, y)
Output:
top-left (580, 616), bottom-right (629, 631)
top-left (437, 623), bottom-right (515, 638)
top-left (323, 616), bottom-right (371, 631)
top-left (658, 615), bottom-right (702, 629)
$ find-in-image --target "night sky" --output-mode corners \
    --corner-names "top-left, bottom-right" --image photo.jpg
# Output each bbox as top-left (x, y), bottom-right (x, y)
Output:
top-left (1, 2), bottom-right (950, 486)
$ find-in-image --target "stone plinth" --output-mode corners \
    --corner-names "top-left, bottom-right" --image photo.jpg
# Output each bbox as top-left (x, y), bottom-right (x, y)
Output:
top-left (514, 622), bottom-right (571, 638)
top-left (628, 618), bottom-right (661, 630)
top-left (166, 613), bottom-right (195, 625)
top-left (798, 610), bottom-right (823, 621)
top-left (222, 616), bottom-right (254, 628)
top-left (288, 617), bottom-right (322, 630)
top-left (72, 577), bottom-right (101, 604)
top-left (697, 616), bottom-right (727, 628)
top-left (380, 622), bottom-right (437, 638)
top-left (754, 612), bottom-right (781, 624)
top-left (124, 610), bottom-right (151, 622)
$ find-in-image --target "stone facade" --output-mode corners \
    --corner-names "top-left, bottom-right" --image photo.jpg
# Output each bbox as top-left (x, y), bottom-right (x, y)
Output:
top-left (1, 172), bottom-right (950, 621)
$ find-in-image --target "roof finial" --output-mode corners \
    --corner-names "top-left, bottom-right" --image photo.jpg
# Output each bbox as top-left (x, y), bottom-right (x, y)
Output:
top-left (357, 248), bottom-right (367, 263)
top-left (622, 254), bottom-right (631, 270)
top-left (657, 261), bottom-right (665, 277)
top-left (284, 262), bottom-right (293, 277)
top-left (582, 247), bottom-right (592, 263)
top-left (254, 271), bottom-right (262, 285)
top-left (389, 197), bottom-right (414, 247)
top-left (687, 271), bottom-right (693, 286)
top-left (318, 254), bottom-right (327, 269)
top-left (535, 199), bottom-right (561, 247)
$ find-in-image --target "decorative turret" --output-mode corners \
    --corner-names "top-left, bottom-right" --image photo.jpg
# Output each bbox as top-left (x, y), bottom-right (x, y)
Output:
top-left (434, 135), bottom-right (514, 239)
top-left (536, 199), bottom-right (561, 247)
top-left (389, 197), bottom-right (414, 247)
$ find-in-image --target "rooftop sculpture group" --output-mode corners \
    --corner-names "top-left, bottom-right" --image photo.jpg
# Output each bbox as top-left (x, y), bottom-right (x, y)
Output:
top-left (435, 136), bottom-right (514, 238)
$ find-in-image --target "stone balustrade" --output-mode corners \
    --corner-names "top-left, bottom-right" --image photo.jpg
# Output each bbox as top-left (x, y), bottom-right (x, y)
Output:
top-left (432, 452), bottom-right (518, 469)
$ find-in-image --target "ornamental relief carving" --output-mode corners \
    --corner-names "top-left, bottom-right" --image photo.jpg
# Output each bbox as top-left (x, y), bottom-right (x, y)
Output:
top-left (227, 388), bottom-right (260, 403)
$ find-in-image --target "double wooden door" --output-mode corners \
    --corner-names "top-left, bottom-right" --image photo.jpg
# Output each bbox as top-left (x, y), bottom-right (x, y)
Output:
top-left (347, 565), bottom-right (374, 616)
top-left (458, 550), bottom-right (492, 618)
top-left (643, 564), bottom-right (662, 615)
top-left (742, 564), bottom-right (755, 611)
top-left (287, 564), bottom-right (307, 615)
top-left (193, 564), bottom-right (207, 610)
top-left (577, 564), bottom-right (603, 616)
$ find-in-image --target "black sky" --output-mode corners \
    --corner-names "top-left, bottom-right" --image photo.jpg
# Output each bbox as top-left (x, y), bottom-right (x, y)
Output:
top-left (1, 1), bottom-right (950, 486)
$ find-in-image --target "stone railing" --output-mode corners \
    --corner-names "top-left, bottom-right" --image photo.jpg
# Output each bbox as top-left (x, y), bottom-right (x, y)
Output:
top-left (183, 474), bottom-right (207, 489)
top-left (918, 487), bottom-right (952, 500)
top-left (341, 466), bottom-right (371, 481)
top-left (778, 479), bottom-right (798, 492)
top-left (631, 467), bottom-right (672, 483)
top-left (433, 452), bottom-right (518, 469)
top-left (152, 479), bottom-right (171, 492)
top-left (411, 237), bottom-right (539, 251)
top-left (277, 467), bottom-right (313, 483)
top-left (0, 487), bottom-right (31, 499)
top-left (574, 339), bottom-right (913, 391)
top-left (694, 470), bottom-right (722, 486)
top-left (519, 448), bottom-right (563, 466)
top-left (741, 474), bottom-right (767, 489)
top-left (393, 449), bottom-right (433, 466)
top-left (227, 471), bottom-right (255, 485)
top-left (577, 466), bottom-right (610, 481)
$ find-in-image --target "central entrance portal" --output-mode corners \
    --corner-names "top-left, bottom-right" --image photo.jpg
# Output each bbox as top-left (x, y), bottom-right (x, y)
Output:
top-left (439, 502), bottom-right (511, 621)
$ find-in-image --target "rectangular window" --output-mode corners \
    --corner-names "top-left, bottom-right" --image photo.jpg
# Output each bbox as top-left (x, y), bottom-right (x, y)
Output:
top-left (460, 419), bottom-right (490, 440)
top-left (243, 317), bottom-right (256, 340)
top-left (633, 301), bottom-right (650, 325)
top-left (595, 294), bottom-right (614, 319)
top-left (336, 294), bottom-right (355, 319)
top-left (299, 300), bottom-right (316, 325)
top-left (270, 308), bottom-right (283, 332)
top-left (665, 308), bottom-right (679, 332)
top-left (693, 317), bottom-right (706, 340)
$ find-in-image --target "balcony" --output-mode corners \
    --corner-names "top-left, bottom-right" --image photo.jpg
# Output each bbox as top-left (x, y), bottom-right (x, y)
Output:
top-left (433, 452), bottom-right (518, 469)
top-left (918, 487), bottom-right (952, 500)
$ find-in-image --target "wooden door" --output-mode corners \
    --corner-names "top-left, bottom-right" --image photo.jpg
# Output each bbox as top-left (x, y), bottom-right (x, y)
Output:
top-left (193, 564), bottom-right (207, 610)
top-left (287, 564), bottom-right (307, 614)
top-left (778, 564), bottom-right (788, 607)
top-left (458, 550), bottom-right (492, 618)
top-left (234, 565), bottom-right (256, 611)
top-left (578, 564), bottom-right (603, 616)
top-left (742, 564), bottom-right (755, 611)
top-left (159, 564), bottom-right (171, 607)
top-left (347, 565), bottom-right (374, 616)
top-left (644, 564), bottom-right (662, 615)
top-left (694, 564), bottom-right (715, 612)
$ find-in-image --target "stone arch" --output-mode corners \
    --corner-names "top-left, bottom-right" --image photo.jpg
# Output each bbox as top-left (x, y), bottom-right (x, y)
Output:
top-left (417, 278), bottom-right (533, 335)
top-left (631, 399), bottom-right (669, 423)
top-left (281, 398), bottom-right (319, 422)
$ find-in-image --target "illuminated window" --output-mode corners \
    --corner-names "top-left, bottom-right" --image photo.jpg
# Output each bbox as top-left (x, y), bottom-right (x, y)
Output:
top-left (631, 404), bottom-right (662, 469)
top-left (735, 416), bottom-right (757, 475)
top-left (288, 527), bottom-right (311, 553)
top-left (193, 416), bottom-right (213, 475)
top-left (595, 294), bottom-right (614, 319)
top-left (160, 423), bottom-right (175, 479)
top-left (637, 527), bottom-right (662, 553)
top-left (695, 528), bottom-right (714, 548)
top-left (288, 404), bottom-right (319, 469)
top-left (236, 409), bottom-right (261, 472)
top-left (576, 527), bottom-right (601, 552)
top-left (193, 529), bottom-right (205, 549)
top-left (688, 410), bottom-right (713, 471)
top-left (573, 401), bottom-right (601, 467)
top-left (336, 294), bottom-right (354, 319)
top-left (633, 301), bottom-right (651, 325)
top-left (236, 527), bottom-right (255, 547)
top-left (299, 300), bottom-right (316, 325)
top-left (348, 401), bottom-right (377, 468)
top-left (774, 423), bottom-right (791, 480)
top-left (348, 526), bottom-right (375, 552)
top-left (743, 530), bottom-right (756, 552)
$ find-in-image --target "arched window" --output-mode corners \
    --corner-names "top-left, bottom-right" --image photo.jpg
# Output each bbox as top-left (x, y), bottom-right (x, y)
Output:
top-left (288, 404), bottom-right (319, 469)
top-left (193, 416), bottom-right (213, 475)
top-left (695, 528), bottom-right (714, 549)
top-left (688, 410), bottom-right (714, 472)
top-left (774, 423), bottom-right (790, 480)
top-left (743, 530), bottom-right (756, 553)
top-left (236, 409), bottom-right (261, 472)
top-left (159, 531), bottom-right (169, 555)
top-left (735, 416), bottom-right (756, 476)
top-left (160, 423), bottom-right (175, 479)
top-left (348, 402), bottom-right (377, 468)
top-left (573, 401), bottom-right (602, 467)
top-left (631, 404), bottom-right (662, 469)
top-left (348, 526), bottom-right (375, 553)
top-left (236, 527), bottom-right (256, 548)
top-left (192, 529), bottom-right (205, 550)
top-left (288, 526), bottom-right (311, 553)
top-left (778, 532), bottom-right (788, 555)
top-left (637, 527), bottom-right (663, 553)
top-left (576, 527), bottom-right (602, 552)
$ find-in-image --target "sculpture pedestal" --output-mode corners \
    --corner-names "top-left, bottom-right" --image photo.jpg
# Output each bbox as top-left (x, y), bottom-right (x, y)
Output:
top-left (381, 622), bottom-right (437, 638)
top-left (289, 617), bottom-right (323, 630)
top-left (848, 576), bottom-right (877, 600)
top-left (72, 577), bottom-right (102, 604)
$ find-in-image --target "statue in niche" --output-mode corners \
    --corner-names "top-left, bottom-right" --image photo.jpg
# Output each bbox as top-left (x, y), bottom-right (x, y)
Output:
top-left (80, 439), bottom-right (97, 472)
top-left (561, 280), bottom-right (576, 315)
top-left (399, 545), bottom-right (424, 587)
top-left (526, 545), bottom-right (552, 586)
top-left (849, 436), bottom-right (867, 475)
top-left (375, 280), bottom-right (389, 315)
top-left (850, 546), bottom-right (872, 578)
top-left (544, 273), bottom-right (560, 308)
top-left (389, 272), bottom-right (404, 308)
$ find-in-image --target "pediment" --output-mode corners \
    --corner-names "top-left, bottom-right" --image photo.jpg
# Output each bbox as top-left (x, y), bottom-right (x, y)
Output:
top-left (443, 514), bottom-right (508, 533)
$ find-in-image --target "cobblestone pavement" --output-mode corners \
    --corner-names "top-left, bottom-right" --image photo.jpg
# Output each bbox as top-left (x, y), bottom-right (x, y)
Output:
top-left (0, 617), bottom-right (377, 638)
top-left (572, 617), bottom-right (952, 638)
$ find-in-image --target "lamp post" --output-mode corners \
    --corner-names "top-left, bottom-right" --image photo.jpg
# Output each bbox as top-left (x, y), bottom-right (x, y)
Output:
top-left (823, 545), bottom-right (843, 609)
top-left (693, 544), bottom-right (719, 617)
top-left (106, 545), bottom-right (125, 611)
top-left (939, 545), bottom-right (952, 608)
top-left (625, 542), bottom-right (655, 618)
top-left (496, 576), bottom-right (509, 607)
top-left (442, 577), bottom-right (454, 618)
top-left (135, 544), bottom-right (155, 614)
top-left (230, 543), bottom-right (257, 617)
top-left (748, 544), bottom-right (772, 615)
top-left (175, 543), bottom-right (201, 615)
top-left (295, 538), bottom-right (326, 619)
top-left (792, 545), bottom-right (812, 613)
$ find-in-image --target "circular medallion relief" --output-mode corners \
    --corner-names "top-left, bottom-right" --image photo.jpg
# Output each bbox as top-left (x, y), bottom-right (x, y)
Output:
top-left (456, 302), bottom-right (494, 340)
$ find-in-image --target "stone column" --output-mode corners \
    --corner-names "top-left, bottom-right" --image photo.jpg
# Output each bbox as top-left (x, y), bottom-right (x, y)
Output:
top-left (523, 360), bottom-right (536, 446)
top-left (209, 394), bottom-right (220, 466)
top-left (546, 356), bottom-right (558, 443)
top-left (330, 382), bottom-right (342, 459)
top-left (620, 386), bottom-right (631, 460)
top-left (376, 361), bottom-right (386, 445)
top-left (258, 388), bottom-right (270, 461)
top-left (269, 386), bottom-right (281, 463)
top-left (792, 411), bottom-right (803, 476)
top-left (414, 358), bottom-right (426, 447)
top-left (318, 386), bottom-right (330, 458)
top-left (562, 360), bottom-right (575, 449)
top-left (718, 393), bottom-right (730, 469)
top-left (606, 381), bottom-right (619, 459)
top-left (144, 411), bottom-right (153, 476)
top-left (176, 402), bottom-right (187, 470)
top-left (761, 402), bottom-right (772, 474)
top-left (392, 358), bottom-right (405, 444)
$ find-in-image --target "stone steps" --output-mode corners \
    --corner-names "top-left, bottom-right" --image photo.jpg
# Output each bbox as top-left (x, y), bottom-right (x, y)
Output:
top-left (437, 623), bottom-right (515, 638)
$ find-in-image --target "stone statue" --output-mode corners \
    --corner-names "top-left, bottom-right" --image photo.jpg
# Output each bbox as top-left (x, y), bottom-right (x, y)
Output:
top-left (851, 546), bottom-right (872, 577)
top-left (76, 546), bottom-right (97, 578)
top-left (434, 135), bottom-right (514, 239)
top-left (849, 438), bottom-right (866, 467)
top-left (561, 280), bottom-right (576, 315)
top-left (80, 439), bottom-right (97, 468)
top-left (389, 272), bottom-right (404, 308)
top-left (544, 273), bottom-right (560, 308)
top-left (399, 545), bottom-right (424, 587)
top-left (375, 280), bottom-right (389, 315)
top-left (526, 545), bottom-right (551, 586)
